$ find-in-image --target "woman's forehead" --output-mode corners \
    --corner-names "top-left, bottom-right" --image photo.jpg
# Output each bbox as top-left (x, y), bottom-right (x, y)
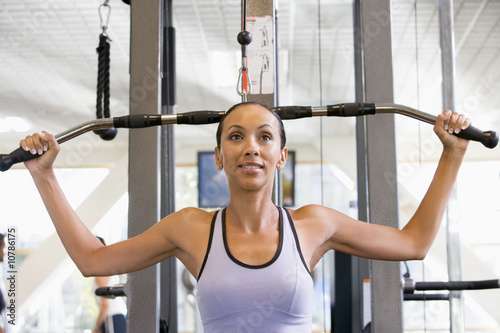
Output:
top-left (224, 104), bottom-right (278, 128)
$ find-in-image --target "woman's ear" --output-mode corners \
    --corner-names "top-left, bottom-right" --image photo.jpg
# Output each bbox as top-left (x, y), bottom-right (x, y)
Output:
top-left (214, 147), bottom-right (223, 170)
top-left (277, 147), bottom-right (288, 170)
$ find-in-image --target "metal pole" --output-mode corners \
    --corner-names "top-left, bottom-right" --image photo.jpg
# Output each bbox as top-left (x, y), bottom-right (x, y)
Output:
top-left (333, 1), bottom-right (370, 332)
top-left (352, 0), bottom-right (371, 331)
top-left (360, 0), bottom-right (403, 331)
top-left (246, 0), bottom-right (279, 205)
top-left (438, 0), bottom-right (465, 331)
top-left (125, 0), bottom-right (162, 332)
top-left (160, 0), bottom-right (177, 331)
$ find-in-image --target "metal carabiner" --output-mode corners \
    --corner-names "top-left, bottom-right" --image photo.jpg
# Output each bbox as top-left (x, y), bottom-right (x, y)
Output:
top-left (236, 66), bottom-right (252, 101)
top-left (99, 1), bottom-right (111, 34)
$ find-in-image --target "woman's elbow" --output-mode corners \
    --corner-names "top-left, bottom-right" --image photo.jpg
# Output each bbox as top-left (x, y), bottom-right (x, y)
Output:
top-left (77, 257), bottom-right (103, 277)
top-left (408, 244), bottom-right (430, 261)
top-left (79, 266), bottom-right (96, 278)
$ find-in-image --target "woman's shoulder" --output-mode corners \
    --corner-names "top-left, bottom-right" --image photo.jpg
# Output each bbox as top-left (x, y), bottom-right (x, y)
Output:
top-left (176, 206), bottom-right (219, 219)
top-left (284, 204), bottom-right (350, 234)
top-left (284, 204), bottom-right (331, 222)
top-left (162, 206), bottom-right (216, 227)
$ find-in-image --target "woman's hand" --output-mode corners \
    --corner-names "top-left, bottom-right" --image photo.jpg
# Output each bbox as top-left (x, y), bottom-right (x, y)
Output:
top-left (434, 110), bottom-right (471, 153)
top-left (20, 131), bottom-right (60, 174)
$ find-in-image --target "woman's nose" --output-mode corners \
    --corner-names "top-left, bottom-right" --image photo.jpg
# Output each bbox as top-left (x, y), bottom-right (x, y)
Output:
top-left (244, 138), bottom-right (259, 156)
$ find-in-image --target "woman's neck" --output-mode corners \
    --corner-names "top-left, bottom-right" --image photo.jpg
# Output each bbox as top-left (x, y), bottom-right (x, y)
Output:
top-left (226, 196), bottom-right (278, 232)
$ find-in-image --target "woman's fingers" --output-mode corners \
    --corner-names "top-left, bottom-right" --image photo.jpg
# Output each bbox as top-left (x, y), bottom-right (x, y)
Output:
top-left (21, 132), bottom-right (50, 155)
top-left (440, 110), bottom-right (470, 134)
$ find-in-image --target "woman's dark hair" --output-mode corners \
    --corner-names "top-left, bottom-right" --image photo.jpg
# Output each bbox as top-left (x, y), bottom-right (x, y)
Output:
top-left (216, 102), bottom-right (286, 149)
top-left (96, 236), bottom-right (106, 246)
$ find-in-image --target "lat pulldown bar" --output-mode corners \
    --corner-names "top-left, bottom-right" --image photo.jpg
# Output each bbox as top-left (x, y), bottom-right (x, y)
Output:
top-left (1, 103), bottom-right (498, 172)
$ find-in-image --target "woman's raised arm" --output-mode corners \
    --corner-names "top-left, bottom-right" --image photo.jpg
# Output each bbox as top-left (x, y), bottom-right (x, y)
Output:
top-left (299, 110), bottom-right (471, 267)
top-left (21, 132), bottom-right (186, 277)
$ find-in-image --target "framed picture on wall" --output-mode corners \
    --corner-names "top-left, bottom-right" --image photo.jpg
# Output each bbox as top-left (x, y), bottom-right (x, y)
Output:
top-left (198, 151), bottom-right (229, 208)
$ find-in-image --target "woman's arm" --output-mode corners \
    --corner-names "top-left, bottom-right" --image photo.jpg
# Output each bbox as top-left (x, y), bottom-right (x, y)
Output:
top-left (21, 132), bottom-right (199, 277)
top-left (298, 110), bottom-right (471, 267)
top-left (398, 110), bottom-right (470, 258)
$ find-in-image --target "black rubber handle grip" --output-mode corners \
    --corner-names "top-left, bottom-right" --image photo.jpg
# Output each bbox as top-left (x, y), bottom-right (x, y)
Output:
top-left (177, 111), bottom-right (226, 124)
top-left (327, 102), bottom-right (377, 116)
top-left (273, 106), bottom-right (313, 119)
top-left (0, 147), bottom-right (39, 172)
top-left (113, 114), bottom-right (163, 128)
top-left (95, 285), bottom-right (126, 299)
top-left (455, 126), bottom-right (498, 149)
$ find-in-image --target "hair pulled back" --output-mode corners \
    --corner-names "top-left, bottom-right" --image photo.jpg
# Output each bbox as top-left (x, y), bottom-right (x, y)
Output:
top-left (216, 102), bottom-right (286, 150)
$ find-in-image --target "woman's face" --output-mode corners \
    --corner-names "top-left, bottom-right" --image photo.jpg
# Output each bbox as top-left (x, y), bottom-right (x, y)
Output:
top-left (215, 104), bottom-right (287, 192)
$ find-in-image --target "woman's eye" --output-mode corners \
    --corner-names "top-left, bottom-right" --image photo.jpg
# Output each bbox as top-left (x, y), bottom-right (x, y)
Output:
top-left (261, 134), bottom-right (272, 141)
top-left (229, 134), bottom-right (242, 140)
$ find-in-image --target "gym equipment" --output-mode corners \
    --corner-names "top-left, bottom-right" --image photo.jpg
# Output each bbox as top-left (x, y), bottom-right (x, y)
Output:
top-left (403, 278), bottom-right (500, 301)
top-left (273, 103), bottom-right (498, 149)
top-left (95, 284), bottom-right (170, 333)
top-left (0, 102), bottom-right (497, 172)
top-left (95, 284), bottom-right (126, 299)
top-left (94, 0), bottom-right (117, 141)
top-left (0, 111), bottom-right (224, 172)
top-left (236, 0), bottom-right (252, 100)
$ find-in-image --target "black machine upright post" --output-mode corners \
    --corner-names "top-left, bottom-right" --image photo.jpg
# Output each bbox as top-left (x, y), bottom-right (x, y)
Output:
top-left (125, 1), bottom-right (162, 332)
top-left (160, 0), bottom-right (177, 331)
top-left (333, 1), bottom-right (371, 332)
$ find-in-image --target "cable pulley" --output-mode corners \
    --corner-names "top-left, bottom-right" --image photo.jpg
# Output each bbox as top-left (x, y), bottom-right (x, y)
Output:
top-left (0, 103), bottom-right (498, 172)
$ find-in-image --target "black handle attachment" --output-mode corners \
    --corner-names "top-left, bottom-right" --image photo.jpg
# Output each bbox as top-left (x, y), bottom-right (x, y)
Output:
top-left (95, 284), bottom-right (126, 299)
top-left (1, 148), bottom-right (40, 172)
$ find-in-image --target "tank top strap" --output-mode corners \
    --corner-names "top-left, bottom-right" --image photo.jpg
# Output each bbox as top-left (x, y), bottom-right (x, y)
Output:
top-left (280, 207), bottom-right (312, 277)
top-left (197, 209), bottom-right (220, 281)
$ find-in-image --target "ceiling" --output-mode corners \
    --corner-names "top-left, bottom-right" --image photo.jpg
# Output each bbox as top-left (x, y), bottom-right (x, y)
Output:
top-left (0, 0), bottom-right (499, 168)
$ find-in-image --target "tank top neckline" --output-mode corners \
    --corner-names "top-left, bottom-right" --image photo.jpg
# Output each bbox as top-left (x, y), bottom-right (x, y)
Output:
top-left (221, 206), bottom-right (284, 269)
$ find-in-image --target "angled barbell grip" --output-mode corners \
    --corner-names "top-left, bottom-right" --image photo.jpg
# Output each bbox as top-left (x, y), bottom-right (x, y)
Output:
top-left (375, 103), bottom-right (499, 149)
top-left (273, 103), bottom-right (499, 149)
top-left (0, 111), bottom-right (226, 172)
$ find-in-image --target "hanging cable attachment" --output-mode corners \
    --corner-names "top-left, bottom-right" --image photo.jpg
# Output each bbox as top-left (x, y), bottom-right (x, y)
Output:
top-left (236, 56), bottom-right (252, 101)
top-left (236, 0), bottom-right (252, 102)
top-left (94, 0), bottom-right (117, 140)
top-left (99, 0), bottom-right (111, 35)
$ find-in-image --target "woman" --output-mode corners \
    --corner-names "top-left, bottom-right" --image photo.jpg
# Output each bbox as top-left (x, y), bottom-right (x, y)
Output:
top-left (21, 102), bottom-right (470, 332)
top-left (93, 237), bottom-right (127, 333)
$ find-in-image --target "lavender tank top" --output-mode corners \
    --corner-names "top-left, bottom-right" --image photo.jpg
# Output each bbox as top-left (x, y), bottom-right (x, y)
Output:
top-left (196, 207), bottom-right (313, 333)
